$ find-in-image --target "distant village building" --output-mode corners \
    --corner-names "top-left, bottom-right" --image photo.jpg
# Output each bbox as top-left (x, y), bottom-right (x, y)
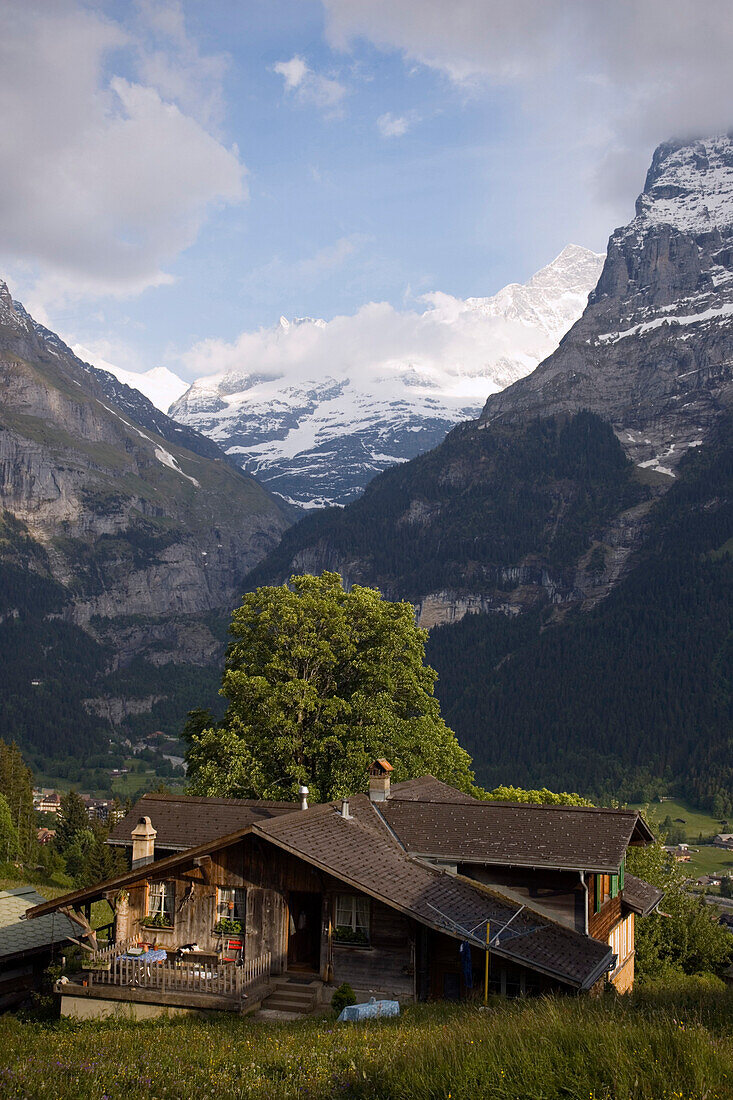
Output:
top-left (35, 793), bottom-right (62, 816)
top-left (27, 764), bottom-right (663, 1019)
top-left (663, 845), bottom-right (691, 861)
top-left (713, 834), bottom-right (733, 849)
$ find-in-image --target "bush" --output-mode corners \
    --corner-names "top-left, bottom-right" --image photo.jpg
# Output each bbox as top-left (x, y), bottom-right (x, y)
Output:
top-left (331, 982), bottom-right (357, 1014)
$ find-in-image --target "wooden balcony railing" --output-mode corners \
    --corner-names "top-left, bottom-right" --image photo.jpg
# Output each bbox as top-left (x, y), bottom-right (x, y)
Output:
top-left (86, 948), bottom-right (272, 1001)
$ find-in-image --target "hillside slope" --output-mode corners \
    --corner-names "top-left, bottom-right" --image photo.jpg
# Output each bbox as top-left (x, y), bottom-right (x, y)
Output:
top-left (0, 280), bottom-right (290, 766)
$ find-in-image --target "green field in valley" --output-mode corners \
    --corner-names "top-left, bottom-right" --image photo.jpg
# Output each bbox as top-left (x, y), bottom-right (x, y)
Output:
top-left (628, 798), bottom-right (732, 878)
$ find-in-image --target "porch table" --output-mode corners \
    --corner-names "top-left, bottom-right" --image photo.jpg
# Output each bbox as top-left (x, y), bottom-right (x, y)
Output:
top-left (117, 948), bottom-right (167, 963)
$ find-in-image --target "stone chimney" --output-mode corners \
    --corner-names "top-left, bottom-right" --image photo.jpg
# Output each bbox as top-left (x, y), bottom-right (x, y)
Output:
top-left (131, 815), bottom-right (157, 868)
top-left (368, 759), bottom-right (393, 803)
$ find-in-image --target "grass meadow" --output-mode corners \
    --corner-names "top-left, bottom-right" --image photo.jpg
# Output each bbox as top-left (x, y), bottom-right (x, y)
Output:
top-left (2, 980), bottom-right (733, 1100)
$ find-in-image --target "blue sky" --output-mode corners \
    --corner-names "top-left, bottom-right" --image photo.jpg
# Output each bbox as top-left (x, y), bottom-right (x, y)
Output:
top-left (1, 0), bottom-right (731, 381)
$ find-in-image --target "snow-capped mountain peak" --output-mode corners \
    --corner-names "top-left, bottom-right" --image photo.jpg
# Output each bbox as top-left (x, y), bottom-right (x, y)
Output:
top-left (71, 345), bottom-right (188, 412)
top-left (635, 134), bottom-right (733, 235)
top-left (170, 245), bottom-right (603, 507)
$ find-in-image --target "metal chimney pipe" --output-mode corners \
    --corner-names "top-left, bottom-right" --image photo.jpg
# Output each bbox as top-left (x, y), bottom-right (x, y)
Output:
top-left (340, 798), bottom-right (350, 819)
top-left (299, 785), bottom-right (309, 811)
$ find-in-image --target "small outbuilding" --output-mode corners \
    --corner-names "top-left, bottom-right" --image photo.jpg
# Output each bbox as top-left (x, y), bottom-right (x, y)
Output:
top-left (0, 886), bottom-right (78, 1011)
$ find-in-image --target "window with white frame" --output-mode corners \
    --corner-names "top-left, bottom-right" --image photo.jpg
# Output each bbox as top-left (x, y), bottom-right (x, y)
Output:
top-left (334, 894), bottom-right (370, 945)
top-left (609, 914), bottom-right (634, 971)
top-left (147, 881), bottom-right (174, 924)
top-left (217, 887), bottom-right (246, 923)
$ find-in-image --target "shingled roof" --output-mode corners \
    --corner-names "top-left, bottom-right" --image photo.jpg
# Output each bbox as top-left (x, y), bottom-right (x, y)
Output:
top-left (253, 795), bottom-right (613, 989)
top-left (380, 798), bottom-right (653, 873)
top-left (107, 793), bottom-right (299, 851)
top-left (622, 873), bottom-right (664, 916)
top-left (390, 775), bottom-right (478, 804)
top-left (0, 886), bottom-right (77, 961)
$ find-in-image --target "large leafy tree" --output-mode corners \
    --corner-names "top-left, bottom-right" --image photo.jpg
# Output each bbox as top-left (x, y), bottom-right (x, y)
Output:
top-left (184, 572), bottom-right (475, 801)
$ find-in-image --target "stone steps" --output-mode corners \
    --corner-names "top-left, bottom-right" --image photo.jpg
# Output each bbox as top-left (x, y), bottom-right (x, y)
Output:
top-left (258, 975), bottom-right (322, 1018)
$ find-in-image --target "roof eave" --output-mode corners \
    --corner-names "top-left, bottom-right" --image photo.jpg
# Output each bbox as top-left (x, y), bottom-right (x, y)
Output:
top-left (25, 824), bottom-right (257, 919)
top-left (410, 852), bottom-right (627, 875)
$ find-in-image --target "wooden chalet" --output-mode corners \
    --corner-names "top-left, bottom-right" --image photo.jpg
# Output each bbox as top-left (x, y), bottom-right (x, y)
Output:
top-left (26, 766), bottom-right (663, 1019)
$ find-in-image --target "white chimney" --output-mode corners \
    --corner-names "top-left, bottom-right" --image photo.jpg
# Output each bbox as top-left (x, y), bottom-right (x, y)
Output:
top-left (340, 798), bottom-right (351, 819)
top-left (368, 759), bottom-right (393, 802)
top-left (131, 815), bottom-right (157, 868)
top-left (299, 785), bottom-right (309, 811)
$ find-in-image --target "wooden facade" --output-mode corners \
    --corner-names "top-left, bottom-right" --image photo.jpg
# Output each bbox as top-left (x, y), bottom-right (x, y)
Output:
top-left (112, 835), bottom-right (422, 1003)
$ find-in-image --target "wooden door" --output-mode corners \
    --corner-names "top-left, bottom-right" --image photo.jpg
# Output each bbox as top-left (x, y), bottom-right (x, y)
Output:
top-left (287, 891), bottom-right (321, 970)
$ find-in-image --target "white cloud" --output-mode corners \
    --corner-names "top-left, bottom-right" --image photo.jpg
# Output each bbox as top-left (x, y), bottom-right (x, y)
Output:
top-left (322, 0), bottom-right (733, 203)
top-left (274, 56), bottom-right (310, 90)
top-left (377, 112), bottom-right (413, 138)
top-left (133, 0), bottom-right (230, 131)
top-left (0, 1), bottom-right (245, 301)
top-left (180, 245), bottom-right (603, 404)
top-left (273, 55), bottom-right (347, 115)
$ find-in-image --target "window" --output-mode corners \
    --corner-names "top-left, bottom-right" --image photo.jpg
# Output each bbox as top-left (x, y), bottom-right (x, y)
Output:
top-left (147, 881), bottom-right (174, 925)
top-left (594, 874), bottom-right (612, 913)
top-left (609, 914), bottom-right (634, 970)
top-left (334, 894), bottom-right (370, 945)
top-left (217, 887), bottom-right (246, 923)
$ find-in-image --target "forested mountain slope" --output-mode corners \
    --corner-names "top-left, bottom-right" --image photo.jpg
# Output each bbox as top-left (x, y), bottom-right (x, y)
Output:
top-left (427, 422), bottom-right (732, 808)
top-left (0, 280), bottom-right (290, 768)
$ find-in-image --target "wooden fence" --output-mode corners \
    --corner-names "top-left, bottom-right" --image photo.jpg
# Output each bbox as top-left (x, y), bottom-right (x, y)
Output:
top-left (88, 949), bottom-right (272, 1002)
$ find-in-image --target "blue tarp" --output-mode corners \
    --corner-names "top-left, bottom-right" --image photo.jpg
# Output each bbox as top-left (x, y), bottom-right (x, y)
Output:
top-left (337, 997), bottom-right (400, 1022)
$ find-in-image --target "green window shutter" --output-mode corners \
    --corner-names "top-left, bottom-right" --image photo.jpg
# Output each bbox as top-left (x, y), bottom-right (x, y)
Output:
top-left (594, 874), bottom-right (601, 913)
top-left (610, 874), bottom-right (619, 899)
top-left (619, 859), bottom-right (625, 891)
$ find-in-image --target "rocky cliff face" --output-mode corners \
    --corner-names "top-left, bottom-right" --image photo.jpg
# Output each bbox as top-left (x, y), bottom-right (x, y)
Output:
top-left (170, 245), bottom-right (603, 507)
top-left (0, 281), bottom-right (289, 621)
top-left (481, 136), bottom-right (733, 474)
top-left (0, 281), bottom-right (291, 755)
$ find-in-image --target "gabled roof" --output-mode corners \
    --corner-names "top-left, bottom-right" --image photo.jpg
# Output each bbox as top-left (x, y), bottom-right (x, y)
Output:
top-left (0, 886), bottom-right (78, 961)
top-left (107, 793), bottom-right (299, 851)
top-left (380, 798), bottom-right (653, 873)
top-left (29, 796), bottom-right (613, 991)
top-left (622, 873), bottom-right (664, 916)
top-left (252, 795), bottom-right (612, 989)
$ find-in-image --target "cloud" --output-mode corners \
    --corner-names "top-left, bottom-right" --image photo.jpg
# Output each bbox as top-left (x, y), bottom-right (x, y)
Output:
top-left (321, 0), bottom-right (733, 202)
top-left (377, 112), bottom-right (413, 138)
top-left (133, 0), bottom-right (230, 131)
top-left (273, 55), bottom-right (347, 115)
top-left (179, 245), bottom-right (603, 403)
top-left (0, 1), bottom-right (245, 300)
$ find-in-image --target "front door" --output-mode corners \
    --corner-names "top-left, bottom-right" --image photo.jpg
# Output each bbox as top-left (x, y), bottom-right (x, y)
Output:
top-left (287, 891), bottom-right (321, 971)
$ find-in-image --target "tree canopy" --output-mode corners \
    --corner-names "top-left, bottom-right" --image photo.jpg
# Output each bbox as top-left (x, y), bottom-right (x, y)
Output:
top-left (184, 572), bottom-right (475, 801)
